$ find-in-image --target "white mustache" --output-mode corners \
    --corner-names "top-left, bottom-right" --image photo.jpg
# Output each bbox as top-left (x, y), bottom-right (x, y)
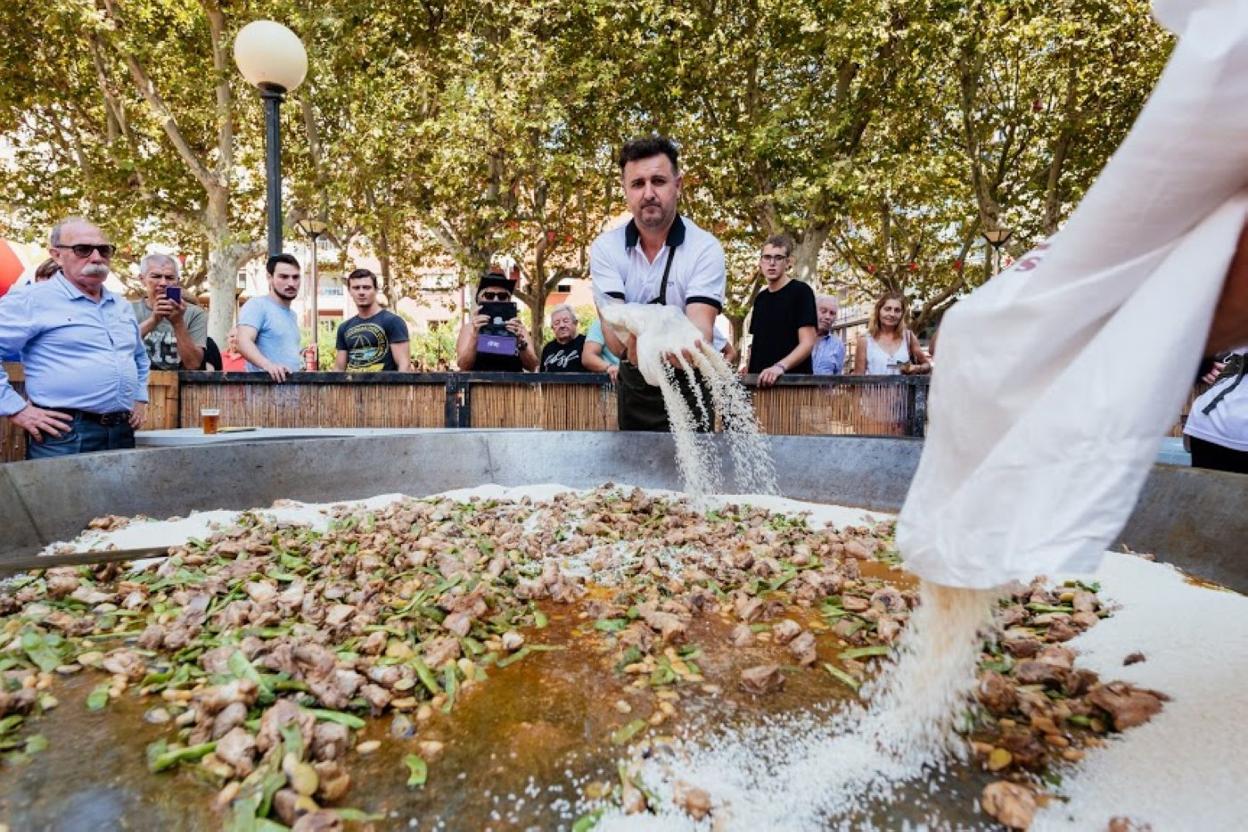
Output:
top-left (82, 265), bottom-right (110, 277)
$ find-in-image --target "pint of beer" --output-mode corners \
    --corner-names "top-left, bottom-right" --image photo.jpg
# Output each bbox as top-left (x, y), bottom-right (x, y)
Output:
top-left (201, 408), bottom-right (221, 435)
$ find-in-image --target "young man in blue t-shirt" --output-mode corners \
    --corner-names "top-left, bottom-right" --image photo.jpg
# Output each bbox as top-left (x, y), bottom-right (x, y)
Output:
top-left (237, 254), bottom-right (304, 382)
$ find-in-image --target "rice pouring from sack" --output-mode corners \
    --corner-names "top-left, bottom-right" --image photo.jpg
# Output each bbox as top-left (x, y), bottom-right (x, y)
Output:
top-left (598, 301), bottom-right (776, 496)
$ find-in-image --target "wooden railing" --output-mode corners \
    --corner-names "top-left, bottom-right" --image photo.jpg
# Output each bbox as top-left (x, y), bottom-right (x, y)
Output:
top-left (0, 366), bottom-right (935, 462)
top-left (1, 365), bottom-right (179, 462)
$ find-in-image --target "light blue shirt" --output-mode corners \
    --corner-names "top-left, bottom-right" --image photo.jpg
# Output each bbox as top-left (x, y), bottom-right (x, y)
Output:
top-left (0, 274), bottom-right (150, 416)
top-left (812, 332), bottom-right (845, 375)
top-left (238, 296), bottom-right (302, 372)
top-left (585, 319), bottom-right (620, 367)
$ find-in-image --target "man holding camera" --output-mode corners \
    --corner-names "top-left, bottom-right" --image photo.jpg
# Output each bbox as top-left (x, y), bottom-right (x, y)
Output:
top-left (131, 253), bottom-right (207, 370)
top-left (455, 273), bottom-right (538, 371)
top-left (591, 135), bottom-right (726, 430)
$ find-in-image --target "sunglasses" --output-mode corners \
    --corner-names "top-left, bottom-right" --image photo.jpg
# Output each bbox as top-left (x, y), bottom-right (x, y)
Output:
top-left (55, 244), bottom-right (116, 259)
top-left (479, 291), bottom-right (510, 301)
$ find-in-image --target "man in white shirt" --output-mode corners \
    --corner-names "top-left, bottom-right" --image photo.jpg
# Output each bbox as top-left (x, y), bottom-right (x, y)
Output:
top-left (590, 136), bottom-right (727, 430)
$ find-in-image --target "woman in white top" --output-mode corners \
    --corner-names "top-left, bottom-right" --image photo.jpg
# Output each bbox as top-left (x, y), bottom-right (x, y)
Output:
top-left (853, 293), bottom-right (932, 375)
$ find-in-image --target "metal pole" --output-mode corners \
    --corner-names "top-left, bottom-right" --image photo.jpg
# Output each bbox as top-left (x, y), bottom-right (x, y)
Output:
top-left (260, 85), bottom-right (286, 258)
top-left (309, 232), bottom-right (320, 370)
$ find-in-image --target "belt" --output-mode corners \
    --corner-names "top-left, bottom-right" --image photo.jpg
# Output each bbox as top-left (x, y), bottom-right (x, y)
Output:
top-left (40, 406), bottom-right (132, 427)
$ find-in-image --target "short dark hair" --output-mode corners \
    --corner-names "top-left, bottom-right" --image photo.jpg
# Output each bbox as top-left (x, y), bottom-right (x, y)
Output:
top-left (618, 136), bottom-right (679, 173)
top-left (266, 253), bottom-right (300, 275)
top-left (763, 234), bottom-right (794, 257)
top-left (346, 268), bottom-right (377, 289)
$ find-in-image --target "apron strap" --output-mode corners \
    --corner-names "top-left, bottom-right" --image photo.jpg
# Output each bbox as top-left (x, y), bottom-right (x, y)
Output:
top-left (648, 245), bottom-right (678, 306)
top-left (1200, 353), bottom-right (1247, 416)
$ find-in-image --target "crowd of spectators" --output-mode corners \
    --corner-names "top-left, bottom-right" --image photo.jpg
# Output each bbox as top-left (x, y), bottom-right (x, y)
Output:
top-left (4, 200), bottom-right (1246, 473)
top-left (0, 210), bottom-right (929, 459)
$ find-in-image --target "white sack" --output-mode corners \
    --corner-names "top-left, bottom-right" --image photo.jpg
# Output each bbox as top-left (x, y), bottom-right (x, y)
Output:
top-left (897, 0), bottom-right (1248, 589)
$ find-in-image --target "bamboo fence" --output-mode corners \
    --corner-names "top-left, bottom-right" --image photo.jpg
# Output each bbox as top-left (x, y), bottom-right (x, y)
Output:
top-left (0, 365), bottom-right (1206, 463)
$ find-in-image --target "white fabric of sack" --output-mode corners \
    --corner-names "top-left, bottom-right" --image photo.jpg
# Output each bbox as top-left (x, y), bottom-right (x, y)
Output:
top-left (897, 0), bottom-right (1248, 589)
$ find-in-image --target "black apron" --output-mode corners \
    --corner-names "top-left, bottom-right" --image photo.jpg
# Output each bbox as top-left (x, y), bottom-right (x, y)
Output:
top-left (616, 246), bottom-right (715, 432)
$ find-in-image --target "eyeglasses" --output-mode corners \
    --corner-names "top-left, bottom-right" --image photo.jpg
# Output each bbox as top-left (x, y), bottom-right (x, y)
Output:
top-left (760, 254), bottom-right (788, 264)
top-left (54, 244), bottom-right (116, 259)
top-left (479, 291), bottom-right (510, 301)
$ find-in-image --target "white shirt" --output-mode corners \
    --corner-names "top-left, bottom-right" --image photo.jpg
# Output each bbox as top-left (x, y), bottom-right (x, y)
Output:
top-left (1184, 347), bottom-right (1248, 452)
top-left (865, 334), bottom-right (911, 374)
top-left (590, 215), bottom-right (726, 311)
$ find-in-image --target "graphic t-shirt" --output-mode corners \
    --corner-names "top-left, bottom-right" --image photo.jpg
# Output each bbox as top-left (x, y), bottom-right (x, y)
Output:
top-left (747, 279), bottom-right (818, 374)
top-left (540, 334), bottom-right (586, 372)
top-left (335, 310), bottom-right (410, 372)
top-left (131, 300), bottom-right (208, 370)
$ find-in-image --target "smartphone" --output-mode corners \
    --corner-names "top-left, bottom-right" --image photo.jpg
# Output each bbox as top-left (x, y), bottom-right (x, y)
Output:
top-left (163, 287), bottom-right (182, 304)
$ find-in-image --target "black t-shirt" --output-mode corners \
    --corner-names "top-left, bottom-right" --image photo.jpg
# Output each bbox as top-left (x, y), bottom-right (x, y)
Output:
top-left (748, 280), bottom-right (818, 374)
top-left (335, 310), bottom-right (410, 372)
top-left (203, 337), bottom-right (223, 371)
top-left (540, 334), bottom-right (586, 373)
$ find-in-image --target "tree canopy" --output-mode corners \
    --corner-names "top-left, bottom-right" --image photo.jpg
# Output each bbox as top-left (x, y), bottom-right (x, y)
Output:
top-left (0, 0), bottom-right (1171, 344)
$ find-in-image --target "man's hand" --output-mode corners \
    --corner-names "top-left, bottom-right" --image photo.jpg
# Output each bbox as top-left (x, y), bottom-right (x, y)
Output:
top-left (663, 340), bottom-right (705, 369)
top-left (758, 364), bottom-right (785, 387)
top-left (260, 360), bottom-right (289, 383)
top-left (152, 297), bottom-right (178, 321)
top-left (128, 402), bottom-right (147, 430)
top-left (737, 363), bottom-right (749, 378)
top-left (504, 318), bottom-right (529, 349)
top-left (10, 404), bottom-right (72, 442)
top-left (472, 313), bottom-right (490, 331)
top-left (1202, 361), bottom-right (1227, 385)
top-left (606, 364), bottom-right (619, 384)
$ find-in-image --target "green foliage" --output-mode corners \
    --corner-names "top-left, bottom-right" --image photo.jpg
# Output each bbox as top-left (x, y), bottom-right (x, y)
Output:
top-left (0, 0), bottom-right (1172, 337)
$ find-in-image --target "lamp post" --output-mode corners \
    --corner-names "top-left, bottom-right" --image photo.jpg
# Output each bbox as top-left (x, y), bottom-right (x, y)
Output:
top-left (982, 227), bottom-right (1013, 275)
top-left (233, 21), bottom-right (308, 258)
top-left (293, 218), bottom-right (328, 369)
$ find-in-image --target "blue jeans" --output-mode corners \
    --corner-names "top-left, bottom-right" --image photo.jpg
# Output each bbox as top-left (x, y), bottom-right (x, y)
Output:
top-left (26, 413), bottom-right (135, 460)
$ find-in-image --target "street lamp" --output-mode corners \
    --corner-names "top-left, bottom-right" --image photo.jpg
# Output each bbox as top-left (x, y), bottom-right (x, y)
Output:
top-left (233, 21), bottom-right (308, 258)
top-left (293, 218), bottom-right (328, 369)
top-left (982, 227), bottom-right (1013, 275)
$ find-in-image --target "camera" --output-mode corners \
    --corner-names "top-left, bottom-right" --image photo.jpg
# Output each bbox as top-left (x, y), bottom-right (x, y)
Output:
top-left (477, 300), bottom-right (519, 356)
top-left (163, 286), bottom-right (182, 304)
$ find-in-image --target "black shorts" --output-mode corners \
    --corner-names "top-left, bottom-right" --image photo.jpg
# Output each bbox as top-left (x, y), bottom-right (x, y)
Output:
top-left (1189, 436), bottom-right (1248, 475)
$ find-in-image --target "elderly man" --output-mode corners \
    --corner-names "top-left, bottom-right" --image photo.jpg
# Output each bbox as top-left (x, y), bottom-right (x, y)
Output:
top-left (237, 253), bottom-right (305, 382)
top-left (132, 253), bottom-right (207, 370)
top-left (540, 304), bottom-right (587, 372)
top-left (812, 294), bottom-right (846, 375)
top-left (0, 217), bottom-right (149, 458)
top-left (591, 135), bottom-right (726, 430)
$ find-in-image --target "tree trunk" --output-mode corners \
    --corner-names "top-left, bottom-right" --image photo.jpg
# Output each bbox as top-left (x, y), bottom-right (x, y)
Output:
top-left (205, 239), bottom-right (239, 350)
top-left (790, 224), bottom-right (830, 284)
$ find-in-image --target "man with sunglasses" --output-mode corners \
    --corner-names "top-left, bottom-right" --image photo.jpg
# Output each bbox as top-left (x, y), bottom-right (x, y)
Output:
top-left (0, 217), bottom-right (150, 459)
top-left (455, 273), bottom-right (538, 371)
top-left (132, 253), bottom-right (207, 370)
